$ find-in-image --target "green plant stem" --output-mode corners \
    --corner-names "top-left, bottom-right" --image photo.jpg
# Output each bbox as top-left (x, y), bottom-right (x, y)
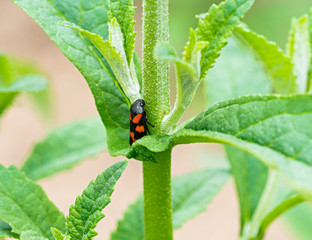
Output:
top-left (241, 171), bottom-right (280, 240)
top-left (142, 0), bottom-right (172, 238)
top-left (142, 0), bottom-right (170, 132)
top-left (143, 150), bottom-right (173, 240)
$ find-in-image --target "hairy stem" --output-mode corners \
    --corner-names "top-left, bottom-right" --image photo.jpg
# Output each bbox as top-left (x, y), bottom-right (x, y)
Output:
top-left (142, 0), bottom-right (172, 239)
top-left (143, 150), bottom-right (173, 240)
top-left (142, 0), bottom-right (170, 131)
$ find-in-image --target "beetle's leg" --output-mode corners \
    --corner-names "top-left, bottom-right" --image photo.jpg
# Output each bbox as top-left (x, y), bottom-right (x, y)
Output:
top-left (146, 118), bottom-right (155, 128)
top-left (146, 125), bottom-right (151, 135)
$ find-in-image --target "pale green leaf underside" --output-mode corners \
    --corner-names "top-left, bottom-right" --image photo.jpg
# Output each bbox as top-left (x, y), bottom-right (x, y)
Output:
top-left (11, 0), bottom-right (130, 156)
top-left (0, 165), bottom-right (65, 240)
top-left (111, 168), bottom-right (230, 240)
top-left (60, 20), bottom-right (140, 103)
top-left (235, 25), bottom-right (297, 94)
top-left (195, 0), bottom-right (255, 79)
top-left (154, 43), bottom-right (198, 129)
top-left (132, 94), bottom-right (312, 199)
top-left (21, 117), bottom-right (107, 181)
top-left (109, 0), bottom-right (136, 65)
top-left (286, 15), bottom-right (311, 93)
top-left (66, 161), bottom-right (128, 240)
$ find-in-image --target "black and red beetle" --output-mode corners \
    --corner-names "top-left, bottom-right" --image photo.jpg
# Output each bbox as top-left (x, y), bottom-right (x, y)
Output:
top-left (129, 99), bottom-right (154, 146)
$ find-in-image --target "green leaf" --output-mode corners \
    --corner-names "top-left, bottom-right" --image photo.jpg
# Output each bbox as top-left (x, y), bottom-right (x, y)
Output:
top-left (286, 15), bottom-right (311, 93)
top-left (225, 145), bottom-right (268, 229)
top-left (193, 32), bottom-right (308, 234)
top-left (283, 202), bottom-right (312, 240)
top-left (182, 28), bottom-right (209, 75)
top-left (134, 94), bottom-right (312, 199)
top-left (11, 0), bottom-right (130, 156)
top-left (204, 37), bottom-right (272, 106)
top-left (203, 29), bottom-right (305, 237)
top-left (109, 0), bottom-right (136, 65)
top-left (21, 117), bottom-right (107, 181)
top-left (235, 25), bottom-right (297, 94)
top-left (111, 168), bottom-right (230, 239)
top-left (0, 221), bottom-right (19, 239)
top-left (182, 28), bottom-right (196, 62)
top-left (180, 94), bottom-right (312, 199)
top-left (0, 165), bottom-right (65, 240)
top-left (66, 160), bottom-right (128, 239)
top-left (60, 20), bottom-right (141, 103)
top-left (51, 228), bottom-right (70, 240)
top-left (195, 0), bottom-right (255, 79)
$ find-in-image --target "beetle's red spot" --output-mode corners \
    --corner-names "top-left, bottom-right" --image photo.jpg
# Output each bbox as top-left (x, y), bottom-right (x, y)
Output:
top-left (132, 113), bottom-right (143, 124)
top-left (135, 125), bottom-right (145, 133)
top-left (130, 132), bottom-right (136, 142)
